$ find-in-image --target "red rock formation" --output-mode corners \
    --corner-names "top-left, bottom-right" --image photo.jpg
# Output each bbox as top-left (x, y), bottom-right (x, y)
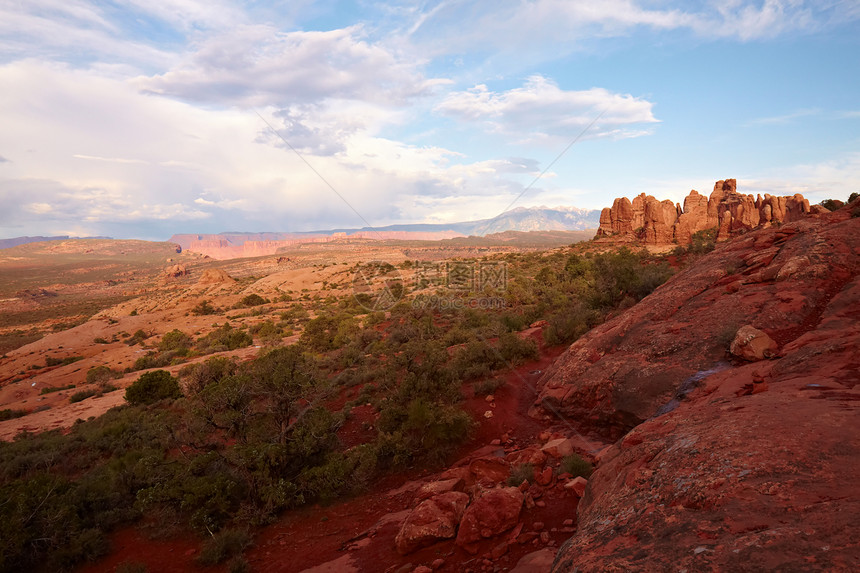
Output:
top-left (538, 210), bottom-right (858, 439)
top-left (456, 487), bottom-right (524, 547)
top-left (545, 209), bottom-right (860, 571)
top-left (395, 491), bottom-right (470, 555)
top-left (596, 179), bottom-right (815, 246)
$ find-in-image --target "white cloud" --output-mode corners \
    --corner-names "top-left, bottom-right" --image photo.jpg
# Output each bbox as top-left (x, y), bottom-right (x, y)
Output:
top-left (435, 75), bottom-right (658, 144)
top-left (0, 60), bottom-right (547, 239)
top-left (137, 25), bottom-right (445, 108)
top-left (742, 152), bottom-right (860, 203)
top-left (403, 0), bottom-right (858, 60)
top-left (0, 1), bottom-right (172, 68)
top-left (705, 0), bottom-right (815, 41)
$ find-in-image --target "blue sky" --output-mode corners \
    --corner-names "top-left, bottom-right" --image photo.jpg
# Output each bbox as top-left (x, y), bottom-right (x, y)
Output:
top-left (1, 1), bottom-right (858, 240)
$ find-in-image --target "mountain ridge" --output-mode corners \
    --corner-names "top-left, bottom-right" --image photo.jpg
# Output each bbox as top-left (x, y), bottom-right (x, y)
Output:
top-left (168, 205), bottom-right (601, 251)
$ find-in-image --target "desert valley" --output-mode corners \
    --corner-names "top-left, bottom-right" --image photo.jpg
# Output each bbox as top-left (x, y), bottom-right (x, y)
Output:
top-left (1, 181), bottom-right (858, 572)
top-left (3, 3), bottom-right (860, 572)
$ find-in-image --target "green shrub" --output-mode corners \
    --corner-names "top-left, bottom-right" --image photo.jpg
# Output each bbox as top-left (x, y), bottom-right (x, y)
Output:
top-left (249, 320), bottom-right (282, 343)
top-left (45, 355), bottom-right (83, 367)
top-left (180, 356), bottom-right (238, 394)
top-left (126, 329), bottom-right (149, 346)
top-left (191, 299), bottom-right (218, 316)
top-left (227, 555), bottom-right (250, 573)
top-left (129, 350), bottom-right (182, 372)
top-left (69, 389), bottom-right (98, 403)
top-left (689, 228), bottom-right (717, 255)
top-left (86, 365), bottom-right (121, 385)
top-left (0, 408), bottom-right (27, 421)
top-left (40, 384), bottom-right (76, 395)
top-left (473, 378), bottom-right (504, 396)
top-left (820, 198), bottom-right (843, 211)
top-left (196, 528), bottom-right (251, 565)
top-left (158, 330), bottom-right (192, 352)
top-left (497, 332), bottom-right (539, 364)
top-left (299, 315), bottom-right (357, 351)
top-left (197, 323), bottom-right (252, 354)
top-left (237, 294), bottom-right (268, 308)
top-left (560, 454), bottom-right (593, 479)
top-left (125, 370), bottom-right (182, 405)
top-left (508, 463), bottom-right (534, 487)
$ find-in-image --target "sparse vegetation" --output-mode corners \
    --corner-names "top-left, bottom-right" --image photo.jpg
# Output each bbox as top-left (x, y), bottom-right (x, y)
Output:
top-left (560, 454), bottom-right (593, 479)
top-left (191, 299), bottom-right (219, 315)
top-left (473, 377), bottom-right (504, 396)
top-left (508, 463), bottom-right (535, 486)
top-left (235, 293), bottom-right (268, 308)
top-left (196, 323), bottom-right (252, 354)
top-left (0, 408), bottom-right (27, 421)
top-left (196, 528), bottom-right (251, 565)
top-left (0, 329), bottom-right (43, 354)
top-left (85, 365), bottom-right (121, 385)
top-left (45, 355), bottom-right (83, 367)
top-left (126, 329), bottom-right (150, 346)
top-left (40, 384), bottom-right (76, 395)
top-left (69, 389), bottom-right (99, 403)
top-left (0, 236), bottom-right (683, 572)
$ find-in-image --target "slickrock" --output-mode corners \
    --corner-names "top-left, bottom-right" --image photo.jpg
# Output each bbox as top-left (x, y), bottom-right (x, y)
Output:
top-left (534, 211), bottom-right (859, 440)
top-left (596, 179), bottom-right (816, 246)
top-left (550, 207), bottom-right (860, 571)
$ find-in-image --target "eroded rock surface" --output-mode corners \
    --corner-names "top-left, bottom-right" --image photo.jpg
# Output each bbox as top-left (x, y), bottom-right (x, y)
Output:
top-left (550, 208), bottom-right (860, 571)
top-left (535, 211), bottom-right (859, 441)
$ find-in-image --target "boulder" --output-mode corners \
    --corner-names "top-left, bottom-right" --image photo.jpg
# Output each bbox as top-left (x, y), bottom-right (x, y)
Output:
top-left (535, 466), bottom-right (553, 486)
top-left (506, 446), bottom-right (547, 468)
top-left (729, 326), bottom-right (778, 361)
top-left (395, 492), bottom-right (470, 555)
top-left (456, 487), bottom-right (524, 546)
top-left (164, 264), bottom-right (188, 278)
top-left (415, 478), bottom-right (464, 502)
top-left (509, 548), bottom-right (557, 573)
top-left (564, 476), bottom-right (588, 497)
top-left (470, 457), bottom-right (511, 484)
top-left (541, 438), bottom-right (574, 459)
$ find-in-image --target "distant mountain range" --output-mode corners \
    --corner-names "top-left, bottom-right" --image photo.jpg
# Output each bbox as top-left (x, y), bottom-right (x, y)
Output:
top-left (168, 206), bottom-right (601, 250)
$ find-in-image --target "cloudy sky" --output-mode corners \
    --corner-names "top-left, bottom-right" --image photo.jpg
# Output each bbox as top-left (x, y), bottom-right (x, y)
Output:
top-left (1, 1), bottom-right (858, 240)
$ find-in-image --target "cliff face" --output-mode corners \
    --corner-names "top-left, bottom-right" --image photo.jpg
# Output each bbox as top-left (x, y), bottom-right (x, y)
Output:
top-left (596, 179), bottom-right (817, 246)
top-left (544, 204), bottom-right (860, 571)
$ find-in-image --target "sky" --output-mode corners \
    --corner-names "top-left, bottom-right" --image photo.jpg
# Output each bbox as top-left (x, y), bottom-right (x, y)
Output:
top-left (1, 1), bottom-right (859, 241)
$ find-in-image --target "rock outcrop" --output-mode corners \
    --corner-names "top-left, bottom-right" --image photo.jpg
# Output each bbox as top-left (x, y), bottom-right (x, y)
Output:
top-left (547, 208), bottom-right (860, 571)
top-left (456, 487), bottom-right (524, 547)
top-left (163, 263), bottom-right (188, 278)
top-left (596, 179), bottom-right (815, 246)
top-left (395, 491), bottom-right (470, 555)
top-left (536, 209), bottom-right (857, 440)
top-left (196, 268), bottom-right (235, 285)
